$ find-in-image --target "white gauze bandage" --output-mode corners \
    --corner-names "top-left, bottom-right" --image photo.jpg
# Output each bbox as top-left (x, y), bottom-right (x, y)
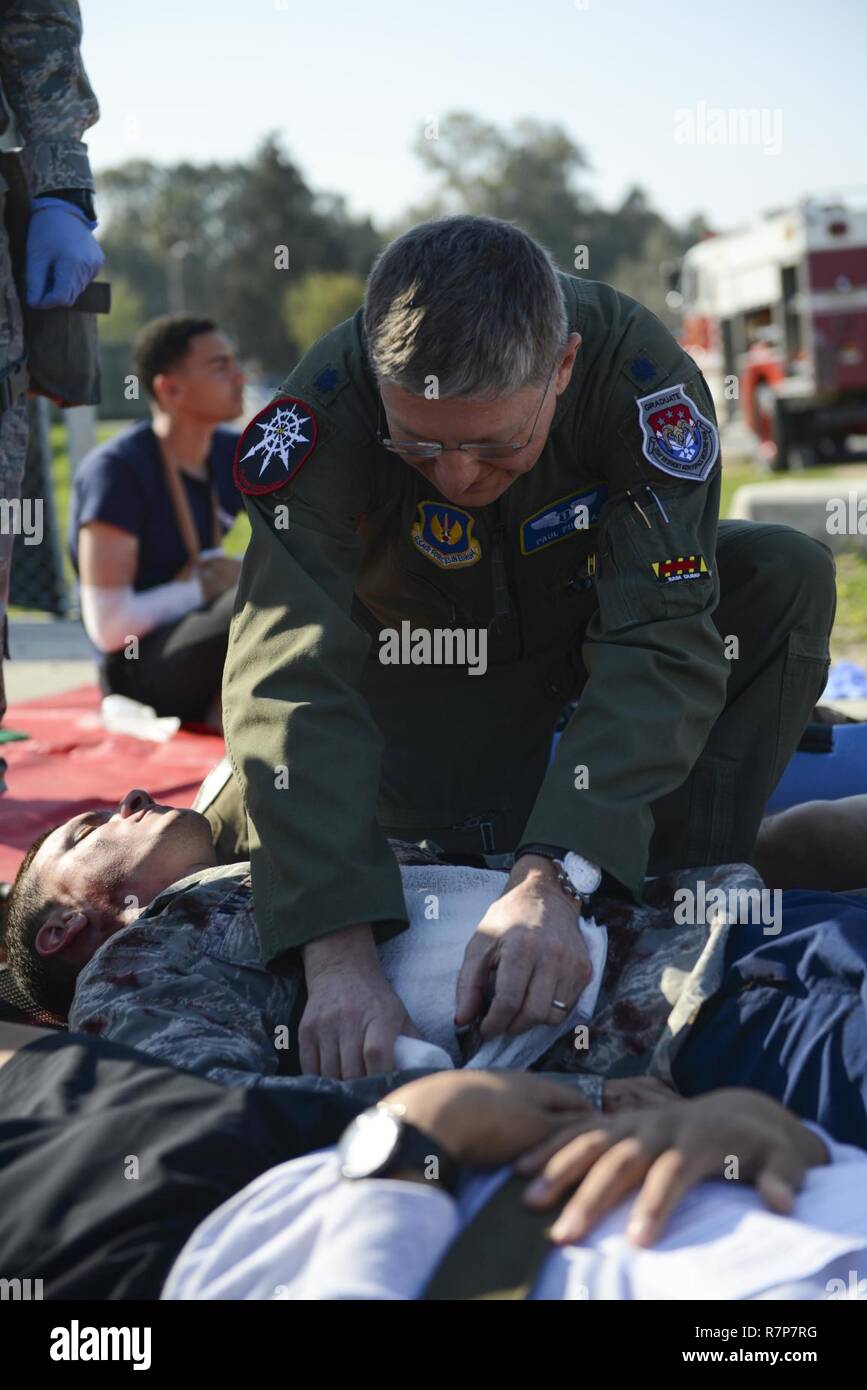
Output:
top-left (80, 577), bottom-right (204, 653)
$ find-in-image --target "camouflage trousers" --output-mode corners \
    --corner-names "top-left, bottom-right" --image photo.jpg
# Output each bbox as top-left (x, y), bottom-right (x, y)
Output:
top-left (0, 213), bottom-right (28, 725)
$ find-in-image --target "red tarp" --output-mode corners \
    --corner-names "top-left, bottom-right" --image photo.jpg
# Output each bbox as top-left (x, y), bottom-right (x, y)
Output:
top-left (0, 686), bottom-right (224, 881)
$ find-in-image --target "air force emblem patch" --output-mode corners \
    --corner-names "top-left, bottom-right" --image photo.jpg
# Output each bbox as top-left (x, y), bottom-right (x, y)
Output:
top-left (410, 501), bottom-right (481, 569)
top-left (636, 384), bottom-right (719, 482)
top-left (233, 397), bottom-right (318, 496)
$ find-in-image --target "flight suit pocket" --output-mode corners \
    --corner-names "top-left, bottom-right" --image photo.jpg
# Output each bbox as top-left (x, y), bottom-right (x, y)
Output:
top-left (595, 509), bottom-right (668, 631)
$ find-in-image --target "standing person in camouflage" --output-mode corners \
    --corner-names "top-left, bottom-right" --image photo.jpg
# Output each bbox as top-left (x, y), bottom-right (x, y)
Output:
top-left (0, 1), bottom-right (102, 769)
top-left (223, 215), bottom-right (836, 1081)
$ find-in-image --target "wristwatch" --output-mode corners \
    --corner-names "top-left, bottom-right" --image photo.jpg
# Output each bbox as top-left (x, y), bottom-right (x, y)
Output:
top-left (515, 843), bottom-right (602, 899)
top-left (337, 1103), bottom-right (460, 1195)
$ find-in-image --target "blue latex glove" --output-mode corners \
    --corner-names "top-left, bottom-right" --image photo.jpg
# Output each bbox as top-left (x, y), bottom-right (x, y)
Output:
top-left (25, 196), bottom-right (105, 309)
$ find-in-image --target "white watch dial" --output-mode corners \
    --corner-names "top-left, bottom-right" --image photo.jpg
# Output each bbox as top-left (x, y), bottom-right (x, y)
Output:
top-left (562, 851), bottom-right (602, 896)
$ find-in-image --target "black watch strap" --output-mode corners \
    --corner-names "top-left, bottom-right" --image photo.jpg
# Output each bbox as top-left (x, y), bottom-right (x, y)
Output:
top-left (515, 842), bottom-right (568, 862)
top-left (388, 1121), bottom-right (460, 1196)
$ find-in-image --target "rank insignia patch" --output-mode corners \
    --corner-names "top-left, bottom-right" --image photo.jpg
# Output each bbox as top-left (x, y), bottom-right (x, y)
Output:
top-left (652, 554), bottom-right (709, 584)
top-left (636, 384), bottom-right (719, 482)
top-left (627, 351), bottom-right (659, 385)
top-left (520, 483), bottom-right (608, 555)
top-left (410, 501), bottom-right (481, 569)
top-left (234, 397), bottom-right (318, 496)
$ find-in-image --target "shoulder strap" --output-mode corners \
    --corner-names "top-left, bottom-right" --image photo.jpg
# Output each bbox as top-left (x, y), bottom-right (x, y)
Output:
top-left (421, 1174), bottom-right (567, 1301)
top-left (160, 451), bottom-right (221, 561)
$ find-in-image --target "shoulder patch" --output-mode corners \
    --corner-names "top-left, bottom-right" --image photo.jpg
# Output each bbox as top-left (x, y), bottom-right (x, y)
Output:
top-left (233, 397), bottom-right (318, 496)
top-left (636, 383), bottom-right (719, 482)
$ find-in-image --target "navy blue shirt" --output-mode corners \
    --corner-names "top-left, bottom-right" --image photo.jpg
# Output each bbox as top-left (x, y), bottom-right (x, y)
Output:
top-left (69, 422), bottom-right (243, 592)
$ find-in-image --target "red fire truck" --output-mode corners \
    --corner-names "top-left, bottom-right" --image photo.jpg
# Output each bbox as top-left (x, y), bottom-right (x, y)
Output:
top-left (675, 197), bottom-right (867, 470)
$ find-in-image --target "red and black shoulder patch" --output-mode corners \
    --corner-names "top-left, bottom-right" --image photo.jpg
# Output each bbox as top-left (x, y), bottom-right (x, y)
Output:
top-left (233, 396), bottom-right (318, 496)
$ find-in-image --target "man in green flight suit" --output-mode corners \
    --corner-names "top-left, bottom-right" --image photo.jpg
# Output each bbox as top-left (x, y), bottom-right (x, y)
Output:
top-left (224, 215), bottom-right (835, 1081)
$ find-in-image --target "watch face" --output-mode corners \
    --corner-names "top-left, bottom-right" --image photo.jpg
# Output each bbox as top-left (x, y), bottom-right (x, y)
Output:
top-left (338, 1107), bottom-right (402, 1180)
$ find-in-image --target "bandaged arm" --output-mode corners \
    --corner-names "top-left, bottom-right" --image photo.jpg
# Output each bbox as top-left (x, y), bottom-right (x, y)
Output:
top-left (80, 577), bottom-right (204, 653)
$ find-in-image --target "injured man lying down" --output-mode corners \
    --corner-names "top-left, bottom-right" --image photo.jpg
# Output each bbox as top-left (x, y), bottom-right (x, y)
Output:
top-left (4, 787), bottom-right (867, 1151)
top-left (0, 787), bottom-right (765, 1103)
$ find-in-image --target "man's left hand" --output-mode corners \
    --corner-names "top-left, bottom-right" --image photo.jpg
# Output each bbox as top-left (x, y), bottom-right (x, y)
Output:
top-left (454, 855), bottom-right (591, 1041)
top-left (515, 1089), bottom-right (829, 1247)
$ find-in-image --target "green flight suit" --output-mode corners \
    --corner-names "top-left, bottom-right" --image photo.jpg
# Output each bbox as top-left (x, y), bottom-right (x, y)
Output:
top-left (223, 273), bottom-right (835, 967)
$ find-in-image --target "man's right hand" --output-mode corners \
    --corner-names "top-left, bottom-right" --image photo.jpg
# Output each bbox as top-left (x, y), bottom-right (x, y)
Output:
top-left (301, 923), bottom-right (419, 1079)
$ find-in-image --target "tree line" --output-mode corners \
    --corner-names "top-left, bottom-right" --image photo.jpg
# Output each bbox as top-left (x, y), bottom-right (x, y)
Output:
top-left (98, 113), bottom-right (711, 384)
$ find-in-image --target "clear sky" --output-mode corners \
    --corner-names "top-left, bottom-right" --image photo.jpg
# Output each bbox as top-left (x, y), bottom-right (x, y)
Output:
top-left (79, 0), bottom-right (867, 234)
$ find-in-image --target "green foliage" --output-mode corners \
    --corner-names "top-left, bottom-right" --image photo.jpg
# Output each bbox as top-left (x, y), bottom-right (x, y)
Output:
top-left (96, 114), bottom-right (707, 385)
top-left (283, 272), bottom-right (365, 357)
top-left (98, 136), bottom-right (382, 379)
top-left (97, 275), bottom-right (146, 346)
top-left (406, 113), bottom-right (700, 325)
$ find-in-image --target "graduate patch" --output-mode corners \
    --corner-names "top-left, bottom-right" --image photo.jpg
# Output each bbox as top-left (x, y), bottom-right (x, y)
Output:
top-left (233, 397), bottom-right (318, 496)
top-left (636, 384), bottom-right (719, 482)
top-left (520, 483), bottom-right (608, 555)
top-left (652, 554), bottom-right (709, 584)
top-left (410, 501), bottom-right (481, 569)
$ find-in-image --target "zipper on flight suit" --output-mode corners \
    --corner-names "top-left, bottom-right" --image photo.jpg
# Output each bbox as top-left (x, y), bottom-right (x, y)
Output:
top-left (491, 520), bottom-right (512, 620)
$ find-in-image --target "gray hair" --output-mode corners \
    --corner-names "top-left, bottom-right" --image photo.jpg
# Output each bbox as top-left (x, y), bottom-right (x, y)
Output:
top-left (363, 215), bottom-right (568, 400)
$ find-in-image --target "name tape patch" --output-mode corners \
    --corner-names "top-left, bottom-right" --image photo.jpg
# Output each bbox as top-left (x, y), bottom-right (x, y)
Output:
top-left (520, 483), bottom-right (608, 555)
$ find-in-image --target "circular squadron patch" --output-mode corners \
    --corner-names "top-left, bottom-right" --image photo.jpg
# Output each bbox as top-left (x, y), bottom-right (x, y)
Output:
top-left (635, 384), bottom-right (719, 482)
top-left (233, 397), bottom-right (318, 495)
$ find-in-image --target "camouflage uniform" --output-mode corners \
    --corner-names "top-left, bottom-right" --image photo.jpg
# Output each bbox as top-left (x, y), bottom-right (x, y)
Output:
top-left (67, 858), bottom-right (761, 1107)
top-left (0, 1), bottom-right (99, 715)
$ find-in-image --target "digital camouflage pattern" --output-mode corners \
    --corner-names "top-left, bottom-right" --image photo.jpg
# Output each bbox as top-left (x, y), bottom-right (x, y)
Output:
top-left (0, 2), bottom-right (99, 715)
top-left (68, 858), bottom-right (762, 1107)
top-left (0, 1), bottom-right (99, 196)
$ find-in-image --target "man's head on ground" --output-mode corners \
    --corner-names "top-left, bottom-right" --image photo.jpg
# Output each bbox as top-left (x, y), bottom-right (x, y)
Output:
top-left (364, 215), bottom-right (581, 509)
top-left (3, 790), bottom-right (216, 1015)
top-left (133, 314), bottom-right (246, 424)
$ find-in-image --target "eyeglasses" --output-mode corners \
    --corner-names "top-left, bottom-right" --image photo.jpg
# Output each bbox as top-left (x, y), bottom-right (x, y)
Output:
top-left (377, 364), bottom-right (556, 463)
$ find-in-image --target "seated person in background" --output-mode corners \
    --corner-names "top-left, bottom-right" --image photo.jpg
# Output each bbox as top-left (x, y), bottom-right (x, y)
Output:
top-left (164, 1079), bottom-right (867, 1302)
top-left (4, 788), bottom-right (867, 1151)
top-left (69, 314), bottom-right (246, 729)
